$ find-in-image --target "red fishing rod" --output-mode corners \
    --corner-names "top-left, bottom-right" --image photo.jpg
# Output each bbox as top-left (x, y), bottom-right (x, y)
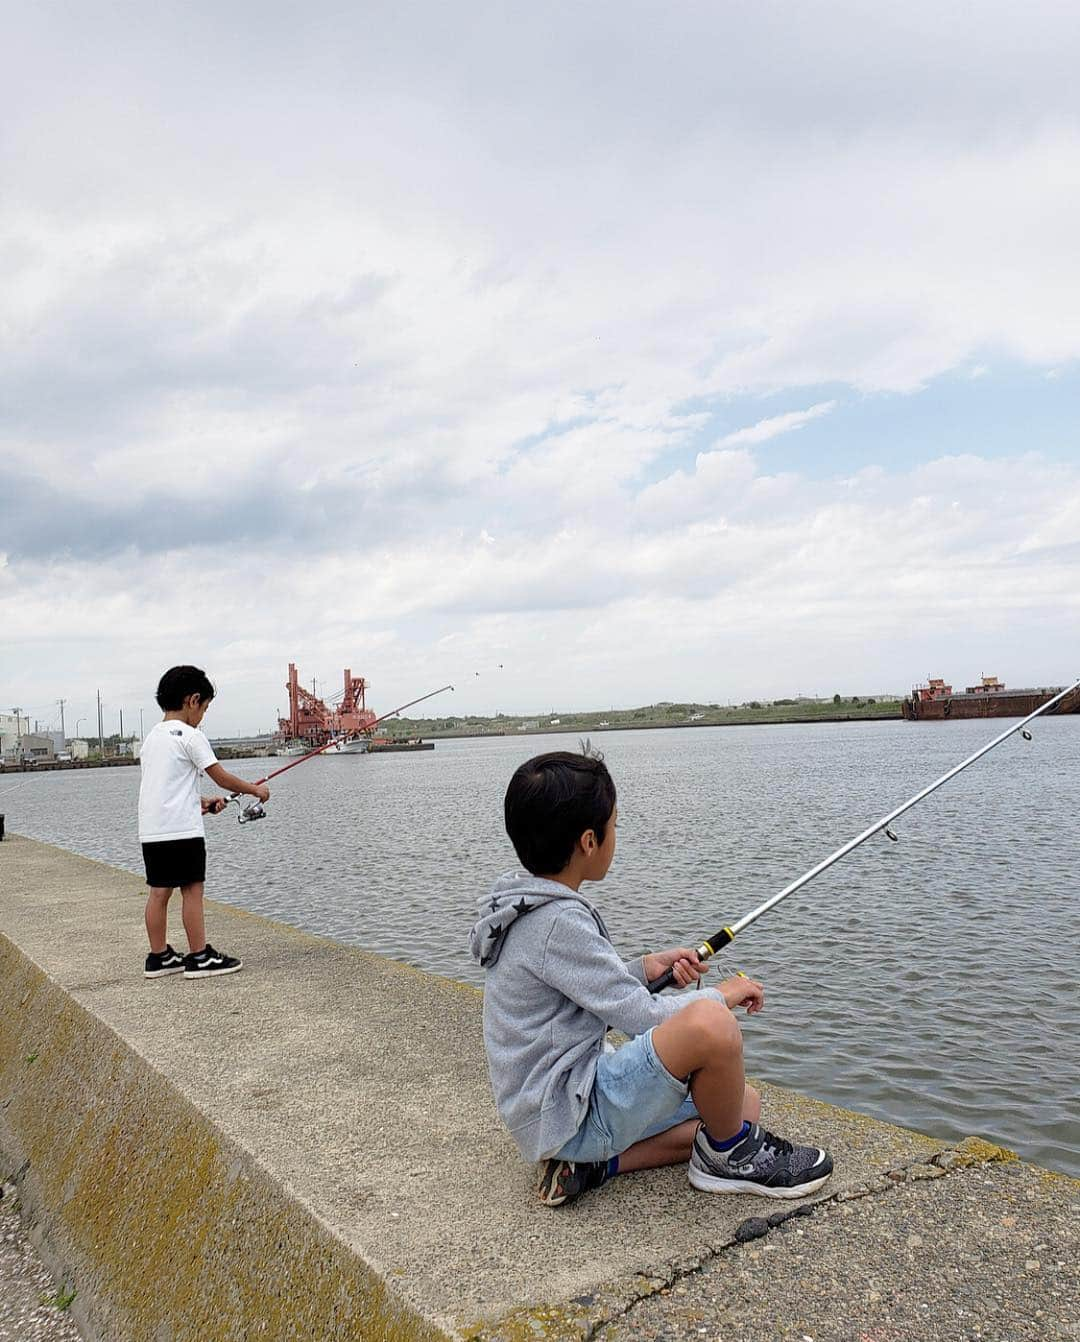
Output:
top-left (228, 683), bottom-right (454, 823)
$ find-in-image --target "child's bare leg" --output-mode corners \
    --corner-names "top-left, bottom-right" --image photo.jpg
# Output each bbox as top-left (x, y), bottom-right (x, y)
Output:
top-left (144, 887), bottom-right (174, 953)
top-left (616, 1118), bottom-right (698, 1172)
top-left (651, 999), bottom-right (749, 1142)
top-left (180, 882), bottom-right (207, 954)
top-left (616, 1084), bottom-right (761, 1173)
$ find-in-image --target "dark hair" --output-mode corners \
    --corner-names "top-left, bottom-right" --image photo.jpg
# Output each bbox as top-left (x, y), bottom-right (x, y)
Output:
top-left (504, 750), bottom-right (617, 876)
top-left (155, 665), bottom-right (216, 711)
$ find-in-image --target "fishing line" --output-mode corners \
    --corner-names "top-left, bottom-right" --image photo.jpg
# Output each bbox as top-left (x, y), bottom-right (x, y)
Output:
top-left (226, 683), bottom-right (455, 824)
top-left (647, 676), bottom-right (1080, 993)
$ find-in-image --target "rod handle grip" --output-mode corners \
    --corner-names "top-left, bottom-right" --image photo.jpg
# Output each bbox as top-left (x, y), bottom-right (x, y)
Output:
top-left (645, 928), bottom-right (735, 995)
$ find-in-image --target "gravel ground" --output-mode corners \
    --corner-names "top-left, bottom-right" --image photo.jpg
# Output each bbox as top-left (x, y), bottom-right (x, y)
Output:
top-left (0, 1183), bottom-right (83, 1342)
top-left (600, 1160), bottom-right (1080, 1342)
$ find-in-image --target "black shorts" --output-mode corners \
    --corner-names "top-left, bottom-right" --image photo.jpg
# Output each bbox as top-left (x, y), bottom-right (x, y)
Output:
top-left (142, 838), bottom-right (206, 888)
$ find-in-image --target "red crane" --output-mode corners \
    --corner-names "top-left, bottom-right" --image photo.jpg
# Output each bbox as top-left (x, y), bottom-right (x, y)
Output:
top-left (278, 663), bottom-right (378, 747)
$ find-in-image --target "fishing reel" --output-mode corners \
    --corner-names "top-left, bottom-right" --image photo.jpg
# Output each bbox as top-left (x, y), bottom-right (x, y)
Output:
top-left (228, 795), bottom-right (268, 825)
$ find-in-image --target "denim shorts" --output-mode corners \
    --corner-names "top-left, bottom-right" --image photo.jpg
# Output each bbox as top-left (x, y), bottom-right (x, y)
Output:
top-left (553, 1029), bottom-right (700, 1163)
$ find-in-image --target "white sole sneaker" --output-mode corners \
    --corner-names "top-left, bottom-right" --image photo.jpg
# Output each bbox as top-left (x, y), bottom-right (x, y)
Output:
top-left (144, 966), bottom-right (185, 978)
top-left (688, 1158), bottom-right (832, 1199)
top-left (184, 962), bottom-right (243, 979)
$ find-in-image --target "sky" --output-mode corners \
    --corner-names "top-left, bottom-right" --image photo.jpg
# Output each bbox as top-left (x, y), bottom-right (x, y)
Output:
top-left (2, 1), bottom-right (1079, 738)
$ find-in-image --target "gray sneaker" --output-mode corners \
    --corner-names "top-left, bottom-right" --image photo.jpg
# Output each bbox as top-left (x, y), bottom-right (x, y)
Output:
top-left (688, 1122), bottom-right (832, 1198)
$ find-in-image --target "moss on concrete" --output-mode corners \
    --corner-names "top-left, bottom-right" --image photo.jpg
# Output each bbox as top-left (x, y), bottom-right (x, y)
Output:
top-left (0, 934), bottom-right (451, 1342)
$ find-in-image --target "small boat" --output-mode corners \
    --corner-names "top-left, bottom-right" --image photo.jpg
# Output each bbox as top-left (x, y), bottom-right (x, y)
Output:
top-left (278, 740), bottom-right (310, 756)
top-left (321, 736), bottom-right (370, 755)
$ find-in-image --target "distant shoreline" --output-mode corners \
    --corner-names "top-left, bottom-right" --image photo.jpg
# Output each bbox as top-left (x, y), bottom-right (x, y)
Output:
top-left (415, 709), bottom-right (903, 741)
top-left (0, 708), bottom-right (907, 771)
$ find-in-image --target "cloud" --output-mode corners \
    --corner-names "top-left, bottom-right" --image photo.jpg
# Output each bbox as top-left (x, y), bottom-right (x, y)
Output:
top-left (3, 1), bottom-right (1080, 729)
top-left (717, 401), bottom-right (838, 448)
top-left (4, 449), bottom-right (1078, 734)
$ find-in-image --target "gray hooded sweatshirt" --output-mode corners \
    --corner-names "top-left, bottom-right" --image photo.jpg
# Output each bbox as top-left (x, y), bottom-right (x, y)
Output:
top-left (469, 871), bottom-right (726, 1162)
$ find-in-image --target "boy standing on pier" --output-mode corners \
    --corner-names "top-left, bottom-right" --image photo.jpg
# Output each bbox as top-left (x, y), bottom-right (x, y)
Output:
top-left (469, 750), bottom-right (833, 1206)
top-left (138, 665), bottom-right (269, 980)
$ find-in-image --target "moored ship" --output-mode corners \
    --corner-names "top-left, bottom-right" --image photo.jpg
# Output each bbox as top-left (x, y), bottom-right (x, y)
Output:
top-left (273, 662), bottom-right (435, 755)
top-left (903, 674), bottom-right (1080, 720)
top-left (321, 736), bottom-right (370, 755)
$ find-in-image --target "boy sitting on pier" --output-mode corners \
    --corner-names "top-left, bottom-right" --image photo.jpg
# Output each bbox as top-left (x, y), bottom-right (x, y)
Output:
top-left (469, 750), bottom-right (833, 1206)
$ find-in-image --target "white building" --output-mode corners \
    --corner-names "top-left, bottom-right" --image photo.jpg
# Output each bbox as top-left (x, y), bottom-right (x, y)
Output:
top-left (0, 712), bottom-right (22, 755)
top-left (0, 712), bottom-right (25, 761)
top-left (1, 714), bottom-right (67, 762)
top-left (1, 732), bottom-right (55, 763)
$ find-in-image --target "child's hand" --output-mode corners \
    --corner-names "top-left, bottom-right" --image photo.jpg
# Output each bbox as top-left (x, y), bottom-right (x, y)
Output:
top-left (254, 784), bottom-right (270, 803)
top-left (201, 797), bottom-right (227, 815)
top-left (721, 975), bottom-right (765, 1014)
top-left (643, 947), bottom-right (709, 988)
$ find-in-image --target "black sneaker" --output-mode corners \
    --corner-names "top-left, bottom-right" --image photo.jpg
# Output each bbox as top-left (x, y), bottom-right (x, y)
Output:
top-left (144, 945), bottom-right (185, 978)
top-left (688, 1122), bottom-right (833, 1198)
top-left (537, 1158), bottom-right (609, 1207)
top-left (183, 943), bottom-right (243, 979)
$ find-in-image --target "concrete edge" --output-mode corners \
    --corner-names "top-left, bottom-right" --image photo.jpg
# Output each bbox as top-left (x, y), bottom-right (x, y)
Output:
top-left (5, 833), bottom-right (1073, 1342)
top-left (462, 1137), bottom-right (1038, 1341)
top-left (0, 930), bottom-right (452, 1342)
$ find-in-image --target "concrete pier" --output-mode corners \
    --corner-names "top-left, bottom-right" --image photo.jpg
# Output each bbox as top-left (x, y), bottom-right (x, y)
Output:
top-left (1, 834), bottom-right (1076, 1341)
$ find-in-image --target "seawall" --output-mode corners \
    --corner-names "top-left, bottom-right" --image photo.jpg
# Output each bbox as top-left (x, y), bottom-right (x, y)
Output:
top-left (1, 835), bottom-right (1076, 1341)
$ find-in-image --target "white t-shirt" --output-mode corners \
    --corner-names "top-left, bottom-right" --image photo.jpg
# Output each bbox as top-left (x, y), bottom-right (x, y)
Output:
top-left (138, 720), bottom-right (219, 842)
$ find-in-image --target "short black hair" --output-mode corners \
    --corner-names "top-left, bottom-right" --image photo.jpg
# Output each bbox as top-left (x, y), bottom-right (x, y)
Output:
top-left (504, 750), bottom-right (617, 876)
top-left (155, 665), bottom-right (215, 711)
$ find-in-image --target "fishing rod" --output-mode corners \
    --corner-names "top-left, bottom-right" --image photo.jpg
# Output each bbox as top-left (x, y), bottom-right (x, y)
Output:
top-left (227, 683), bottom-right (455, 824)
top-left (647, 676), bottom-right (1080, 993)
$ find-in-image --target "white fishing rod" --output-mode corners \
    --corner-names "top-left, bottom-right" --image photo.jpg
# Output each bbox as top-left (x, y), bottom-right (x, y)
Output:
top-left (647, 677), bottom-right (1080, 992)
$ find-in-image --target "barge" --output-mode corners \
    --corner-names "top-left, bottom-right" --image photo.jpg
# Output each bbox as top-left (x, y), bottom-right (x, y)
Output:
top-left (903, 674), bottom-right (1080, 721)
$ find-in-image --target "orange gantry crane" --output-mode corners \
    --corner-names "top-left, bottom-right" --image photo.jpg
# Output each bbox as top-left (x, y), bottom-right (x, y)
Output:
top-left (278, 663), bottom-right (378, 747)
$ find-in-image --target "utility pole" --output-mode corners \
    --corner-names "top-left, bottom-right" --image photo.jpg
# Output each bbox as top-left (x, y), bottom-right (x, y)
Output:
top-left (97, 689), bottom-right (104, 758)
top-left (139, 708), bottom-right (144, 740)
top-left (58, 699), bottom-right (66, 741)
top-left (11, 707), bottom-right (22, 760)
top-left (119, 708), bottom-right (124, 743)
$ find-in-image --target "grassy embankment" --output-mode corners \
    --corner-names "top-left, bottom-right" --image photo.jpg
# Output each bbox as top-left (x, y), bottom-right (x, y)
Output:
top-left (387, 695), bottom-right (904, 740)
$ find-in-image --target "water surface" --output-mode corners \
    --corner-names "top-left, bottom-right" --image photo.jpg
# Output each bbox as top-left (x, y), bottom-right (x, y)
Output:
top-left (4, 718), bottom-right (1078, 1175)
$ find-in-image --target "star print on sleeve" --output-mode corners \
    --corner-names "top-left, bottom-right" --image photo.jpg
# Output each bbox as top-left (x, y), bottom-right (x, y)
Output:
top-left (512, 898), bottom-right (533, 915)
